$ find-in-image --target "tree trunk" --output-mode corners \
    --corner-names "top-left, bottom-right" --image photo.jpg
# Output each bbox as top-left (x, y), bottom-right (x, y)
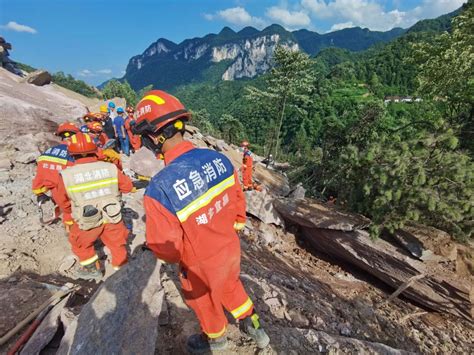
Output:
top-left (273, 95), bottom-right (287, 161)
top-left (274, 198), bottom-right (473, 321)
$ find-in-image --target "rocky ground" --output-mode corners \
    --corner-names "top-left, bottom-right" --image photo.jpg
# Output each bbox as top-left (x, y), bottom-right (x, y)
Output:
top-left (0, 69), bottom-right (472, 354)
top-left (1, 134), bottom-right (473, 354)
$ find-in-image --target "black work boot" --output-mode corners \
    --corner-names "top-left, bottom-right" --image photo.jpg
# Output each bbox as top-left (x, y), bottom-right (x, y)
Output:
top-left (186, 333), bottom-right (228, 354)
top-left (240, 313), bottom-right (270, 349)
top-left (75, 261), bottom-right (102, 282)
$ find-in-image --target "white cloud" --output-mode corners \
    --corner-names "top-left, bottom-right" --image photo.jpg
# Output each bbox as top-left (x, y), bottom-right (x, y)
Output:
top-left (302, 0), bottom-right (466, 31)
top-left (1, 21), bottom-right (37, 34)
top-left (205, 6), bottom-right (266, 28)
top-left (265, 7), bottom-right (311, 28)
top-left (97, 69), bottom-right (112, 74)
top-left (78, 69), bottom-right (114, 77)
top-left (329, 21), bottom-right (354, 31)
top-left (78, 69), bottom-right (94, 77)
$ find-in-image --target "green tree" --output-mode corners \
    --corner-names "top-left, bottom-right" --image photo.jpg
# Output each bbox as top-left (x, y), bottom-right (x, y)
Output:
top-left (411, 2), bottom-right (473, 152)
top-left (52, 71), bottom-right (99, 98)
top-left (219, 113), bottom-right (244, 145)
top-left (191, 109), bottom-right (215, 135)
top-left (246, 45), bottom-right (315, 160)
top-left (102, 80), bottom-right (138, 106)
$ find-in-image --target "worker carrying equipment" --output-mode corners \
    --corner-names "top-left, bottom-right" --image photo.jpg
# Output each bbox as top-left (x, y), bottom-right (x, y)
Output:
top-left (241, 141), bottom-right (254, 191)
top-left (136, 90), bottom-right (269, 353)
top-left (32, 122), bottom-right (79, 224)
top-left (55, 132), bottom-right (135, 280)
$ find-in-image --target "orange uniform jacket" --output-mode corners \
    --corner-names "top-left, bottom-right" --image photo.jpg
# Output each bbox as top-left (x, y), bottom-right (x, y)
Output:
top-left (32, 143), bottom-right (75, 196)
top-left (55, 156), bottom-right (134, 224)
top-left (144, 141), bottom-right (246, 266)
top-left (125, 116), bottom-right (141, 151)
top-left (144, 141), bottom-right (253, 338)
top-left (242, 149), bottom-right (253, 188)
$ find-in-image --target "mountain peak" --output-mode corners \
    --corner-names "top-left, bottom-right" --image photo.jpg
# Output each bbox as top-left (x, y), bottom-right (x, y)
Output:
top-left (262, 24), bottom-right (288, 34)
top-left (238, 26), bottom-right (259, 37)
top-left (219, 26), bottom-right (236, 36)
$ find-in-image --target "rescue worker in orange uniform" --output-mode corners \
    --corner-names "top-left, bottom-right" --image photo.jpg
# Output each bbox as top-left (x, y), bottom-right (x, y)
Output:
top-left (87, 121), bottom-right (108, 147)
top-left (55, 132), bottom-right (143, 280)
top-left (241, 141), bottom-right (254, 190)
top-left (86, 121), bottom-right (124, 171)
top-left (134, 90), bottom-right (269, 353)
top-left (32, 122), bottom-right (79, 222)
top-left (125, 106), bottom-right (141, 152)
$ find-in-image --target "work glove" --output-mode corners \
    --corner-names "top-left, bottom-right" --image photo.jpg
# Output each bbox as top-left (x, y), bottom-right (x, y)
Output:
top-left (133, 180), bottom-right (150, 190)
top-left (37, 194), bottom-right (51, 205)
top-left (234, 221), bottom-right (246, 231)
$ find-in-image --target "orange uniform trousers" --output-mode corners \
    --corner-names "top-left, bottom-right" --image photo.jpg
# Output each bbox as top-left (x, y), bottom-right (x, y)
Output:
top-left (180, 239), bottom-right (254, 338)
top-left (68, 221), bottom-right (129, 268)
top-left (242, 165), bottom-right (253, 189)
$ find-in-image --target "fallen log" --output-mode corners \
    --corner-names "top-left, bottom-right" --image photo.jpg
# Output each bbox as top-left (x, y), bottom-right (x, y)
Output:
top-left (57, 248), bottom-right (164, 354)
top-left (19, 295), bottom-right (71, 354)
top-left (275, 198), bottom-right (473, 321)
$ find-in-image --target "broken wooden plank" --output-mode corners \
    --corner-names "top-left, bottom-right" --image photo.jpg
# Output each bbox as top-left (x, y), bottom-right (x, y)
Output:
top-left (57, 248), bottom-right (163, 354)
top-left (275, 197), bottom-right (473, 321)
top-left (20, 294), bottom-right (71, 355)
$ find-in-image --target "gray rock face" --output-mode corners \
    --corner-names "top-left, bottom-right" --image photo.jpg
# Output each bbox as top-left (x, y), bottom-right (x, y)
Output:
top-left (129, 147), bottom-right (164, 177)
top-left (289, 183), bottom-right (306, 200)
top-left (23, 70), bottom-right (52, 86)
top-left (57, 249), bottom-right (163, 355)
top-left (245, 189), bottom-right (283, 227)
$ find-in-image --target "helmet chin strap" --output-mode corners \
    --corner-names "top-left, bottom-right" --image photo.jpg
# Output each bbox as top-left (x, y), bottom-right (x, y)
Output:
top-left (142, 120), bottom-right (185, 160)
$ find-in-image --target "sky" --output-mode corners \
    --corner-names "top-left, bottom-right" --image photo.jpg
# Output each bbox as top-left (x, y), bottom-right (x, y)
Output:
top-left (0, 0), bottom-right (466, 85)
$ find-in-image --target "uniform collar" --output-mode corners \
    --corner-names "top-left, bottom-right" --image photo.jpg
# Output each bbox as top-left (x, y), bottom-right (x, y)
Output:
top-left (164, 141), bottom-right (195, 165)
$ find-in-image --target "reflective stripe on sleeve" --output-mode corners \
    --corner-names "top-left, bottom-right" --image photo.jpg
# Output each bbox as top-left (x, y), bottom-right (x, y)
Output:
top-left (176, 175), bottom-right (235, 222)
top-left (37, 156), bottom-right (68, 165)
top-left (67, 178), bottom-right (118, 193)
top-left (231, 297), bottom-right (253, 319)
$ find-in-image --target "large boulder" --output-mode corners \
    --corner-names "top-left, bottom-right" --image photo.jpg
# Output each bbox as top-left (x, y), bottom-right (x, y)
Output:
top-left (57, 249), bottom-right (164, 354)
top-left (23, 70), bottom-right (52, 86)
top-left (129, 147), bottom-right (164, 177)
top-left (245, 189), bottom-right (283, 227)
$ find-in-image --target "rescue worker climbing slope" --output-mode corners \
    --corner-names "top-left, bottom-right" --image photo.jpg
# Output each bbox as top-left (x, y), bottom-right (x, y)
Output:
top-left (55, 132), bottom-right (138, 280)
top-left (32, 122), bottom-right (78, 222)
top-left (241, 141), bottom-right (254, 190)
top-left (134, 90), bottom-right (270, 353)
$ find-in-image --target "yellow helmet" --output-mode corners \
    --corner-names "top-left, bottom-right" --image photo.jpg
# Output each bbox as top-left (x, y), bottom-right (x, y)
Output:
top-left (99, 104), bottom-right (108, 114)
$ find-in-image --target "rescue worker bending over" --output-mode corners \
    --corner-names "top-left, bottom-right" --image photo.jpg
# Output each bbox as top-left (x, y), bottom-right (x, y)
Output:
top-left (87, 121), bottom-right (108, 148)
top-left (134, 90), bottom-right (270, 353)
top-left (32, 122), bottom-right (78, 222)
top-left (55, 132), bottom-right (139, 280)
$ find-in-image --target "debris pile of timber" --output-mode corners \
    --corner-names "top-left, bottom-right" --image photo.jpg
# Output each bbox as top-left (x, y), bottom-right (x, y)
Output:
top-left (275, 197), bottom-right (473, 321)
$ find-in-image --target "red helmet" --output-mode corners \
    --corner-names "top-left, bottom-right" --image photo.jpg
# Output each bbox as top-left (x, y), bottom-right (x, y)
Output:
top-left (67, 132), bottom-right (97, 155)
top-left (134, 90), bottom-right (191, 134)
top-left (56, 122), bottom-right (79, 137)
top-left (87, 121), bottom-right (103, 133)
top-left (241, 141), bottom-right (250, 148)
